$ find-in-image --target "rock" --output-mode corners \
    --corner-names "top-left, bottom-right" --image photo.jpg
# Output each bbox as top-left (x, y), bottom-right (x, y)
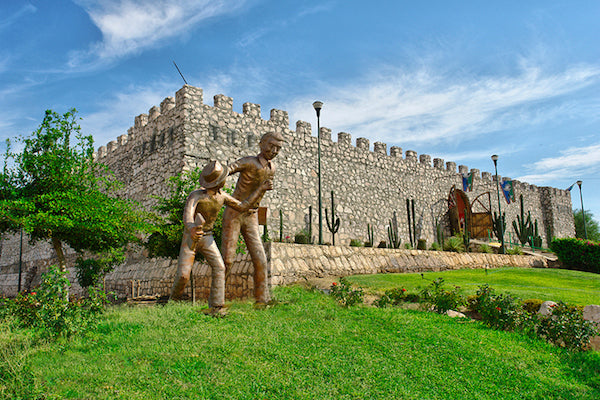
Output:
top-left (446, 309), bottom-right (467, 318)
top-left (583, 305), bottom-right (600, 323)
top-left (538, 301), bottom-right (558, 316)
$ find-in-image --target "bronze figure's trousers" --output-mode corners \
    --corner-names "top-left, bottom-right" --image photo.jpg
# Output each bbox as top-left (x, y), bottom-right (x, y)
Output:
top-left (170, 233), bottom-right (225, 307)
top-left (221, 207), bottom-right (269, 303)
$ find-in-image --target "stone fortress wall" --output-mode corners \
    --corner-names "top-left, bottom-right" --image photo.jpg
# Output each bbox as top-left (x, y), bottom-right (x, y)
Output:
top-left (95, 85), bottom-right (575, 248)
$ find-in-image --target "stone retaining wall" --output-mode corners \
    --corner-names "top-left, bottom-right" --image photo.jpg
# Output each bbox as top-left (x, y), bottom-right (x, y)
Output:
top-left (1, 240), bottom-right (548, 300)
top-left (269, 243), bottom-right (547, 285)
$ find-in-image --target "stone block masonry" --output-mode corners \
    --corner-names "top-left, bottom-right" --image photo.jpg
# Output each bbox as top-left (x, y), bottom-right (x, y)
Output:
top-left (96, 85), bottom-right (574, 247)
top-left (0, 240), bottom-right (548, 300)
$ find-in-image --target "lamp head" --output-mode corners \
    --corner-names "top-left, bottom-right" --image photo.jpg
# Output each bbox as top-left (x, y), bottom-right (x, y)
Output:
top-left (491, 154), bottom-right (499, 162)
top-left (577, 180), bottom-right (583, 187)
top-left (312, 101), bottom-right (323, 111)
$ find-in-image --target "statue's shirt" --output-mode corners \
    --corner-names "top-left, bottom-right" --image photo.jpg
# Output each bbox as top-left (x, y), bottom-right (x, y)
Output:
top-left (228, 155), bottom-right (275, 208)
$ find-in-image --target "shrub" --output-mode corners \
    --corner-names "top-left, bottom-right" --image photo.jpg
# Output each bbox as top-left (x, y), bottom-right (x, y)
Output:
top-left (522, 299), bottom-right (544, 314)
top-left (377, 241), bottom-right (387, 248)
top-left (420, 278), bottom-right (464, 313)
top-left (294, 230), bottom-right (310, 244)
top-left (477, 244), bottom-right (493, 254)
top-left (417, 239), bottom-right (427, 250)
top-left (429, 242), bottom-right (442, 251)
top-left (330, 277), bottom-right (364, 307)
top-left (550, 238), bottom-right (600, 273)
top-left (443, 235), bottom-right (465, 253)
top-left (2, 266), bottom-right (109, 338)
top-left (403, 243), bottom-right (413, 249)
top-left (470, 284), bottom-right (522, 330)
top-left (506, 246), bottom-right (523, 255)
top-left (349, 239), bottom-right (363, 247)
top-left (535, 302), bottom-right (599, 351)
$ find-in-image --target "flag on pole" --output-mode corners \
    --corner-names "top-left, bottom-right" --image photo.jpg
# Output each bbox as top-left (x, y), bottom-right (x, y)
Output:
top-left (501, 180), bottom-right (515, 204)
top-left (566, 183), bottom-right (575, 191)
top-left (462, 172), bottom-right (473, 192)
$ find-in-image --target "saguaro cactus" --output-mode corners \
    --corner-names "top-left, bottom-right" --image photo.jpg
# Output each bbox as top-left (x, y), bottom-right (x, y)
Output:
top-left (512, 194), bottom-right (532, 246)
top-left (325, 190), bottom-right (341, 245)
top-left (388, 211), bottom-right (401, 249)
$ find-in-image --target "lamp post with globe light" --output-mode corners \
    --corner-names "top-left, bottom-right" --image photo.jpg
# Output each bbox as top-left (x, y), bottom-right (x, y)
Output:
top-left (313, 101), bottom-right (324, 245)
top-left (577, 180), bottom-right (587, 240)
top-left (491, 155), bottom-right (505, 254)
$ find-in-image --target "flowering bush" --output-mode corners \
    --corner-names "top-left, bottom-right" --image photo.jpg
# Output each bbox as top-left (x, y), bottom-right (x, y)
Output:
top-left (1, 265), bottom-right (110, 338)
top-left (420, 278), bottom-right (464, 313)
top-left (330, 277), bottom-right (364, 307)
top-left (470, 285), bottom-right (522, 330)
top-left (468, 284), bottom-right (598, 351)
top-left (535, 302), bottom-right (599, 351)
top-left (550, 237), bottom-right (600, 273)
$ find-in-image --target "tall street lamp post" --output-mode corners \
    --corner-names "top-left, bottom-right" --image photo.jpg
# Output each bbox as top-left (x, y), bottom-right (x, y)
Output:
top-left (491, 155), bottom-right (505, 254)
top-left (577, 180), bottom-right (587, 239)
top-left (313, 101), bottom-right (324, 245)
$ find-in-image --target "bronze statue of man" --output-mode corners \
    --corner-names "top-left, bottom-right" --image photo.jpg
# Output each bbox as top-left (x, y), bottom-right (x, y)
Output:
top-left (221, 131), bottom-right (284, 306)
top-left (170, 160), bottom-right (271, 315)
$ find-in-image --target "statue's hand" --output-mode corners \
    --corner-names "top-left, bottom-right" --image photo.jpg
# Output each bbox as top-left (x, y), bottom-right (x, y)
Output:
top-left (261, 180), bottom-right (273, 191)
top-left (190, 226), bottom-right (204, 241)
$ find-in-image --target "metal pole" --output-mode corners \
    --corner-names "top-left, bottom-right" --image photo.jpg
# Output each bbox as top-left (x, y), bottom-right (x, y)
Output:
top-left (313, 101), bottom-right (324, 245)
top-left (492, 155), bottom-right (505, 254)
top-left (577, 181), bottom-right (587, 239)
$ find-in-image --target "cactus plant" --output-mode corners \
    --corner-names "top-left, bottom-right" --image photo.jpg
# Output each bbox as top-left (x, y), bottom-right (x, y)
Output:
top-left (279, 209), bottom-right (283, 242)
top-left (532, 219), bottom-right (543, 248)
top-left (462, 208), bottom-right (471, 252)
top-left (493, 211), bottom-right (506, 250)
top-left (325, 190), bottom-right (341, 245)
top-left (406, 199), bottom-right (412, 247)
top-left (365, 223), bottom-right (374, 247)
top-left (435, 218), bottom-right (444, 246)
top-left (512, 194), bottom-right (533, 246)
top-left (388, 211), bottom-right (401, 249)
top-left (308, 206), bottom-right (313, 244)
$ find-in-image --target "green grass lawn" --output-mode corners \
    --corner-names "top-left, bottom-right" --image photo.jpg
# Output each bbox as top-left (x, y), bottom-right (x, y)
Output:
top-left (348, 268), bottom-right (600, 305)
top-left (2, 281), bottom-right (600, 399)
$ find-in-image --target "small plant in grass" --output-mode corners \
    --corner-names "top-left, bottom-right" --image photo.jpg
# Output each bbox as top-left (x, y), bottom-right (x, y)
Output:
top-left (420, 278), bottom-right (464, 313)
top-left (330, 277), bottom-right (364, 307)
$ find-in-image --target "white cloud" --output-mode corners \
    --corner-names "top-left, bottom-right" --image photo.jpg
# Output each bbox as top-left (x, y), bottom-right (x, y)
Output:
top-left (80, 81), bottom-right (178, 148)
top-left (285, 63), bottom-right (600, 146)
top-left (70, 0), bottom-right (248, 67)
top-left (517, 143), bottom-right (600, 184)
top-left (0, 4), bottom-right (36, 31)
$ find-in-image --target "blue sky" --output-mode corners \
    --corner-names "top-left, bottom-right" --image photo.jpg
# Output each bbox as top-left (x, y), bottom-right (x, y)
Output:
top-left (1, 0), bottom-right (599, 223)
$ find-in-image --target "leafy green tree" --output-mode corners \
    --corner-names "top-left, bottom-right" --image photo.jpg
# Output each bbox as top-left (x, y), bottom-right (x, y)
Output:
top-left (573, 209), bottom-right (600, 241)
top-left (0, 109), bottom-right (145, 286)
top-left (145, 167), bottom-right (204, 259)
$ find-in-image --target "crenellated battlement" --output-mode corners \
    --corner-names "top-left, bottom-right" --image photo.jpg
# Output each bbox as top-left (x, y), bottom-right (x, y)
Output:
top-left (94, 84), bottom-right (573, 245)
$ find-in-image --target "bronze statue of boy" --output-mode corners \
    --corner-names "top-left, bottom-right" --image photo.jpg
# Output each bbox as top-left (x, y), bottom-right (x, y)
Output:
top-left (170, 160), bottom-right (272, 315)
